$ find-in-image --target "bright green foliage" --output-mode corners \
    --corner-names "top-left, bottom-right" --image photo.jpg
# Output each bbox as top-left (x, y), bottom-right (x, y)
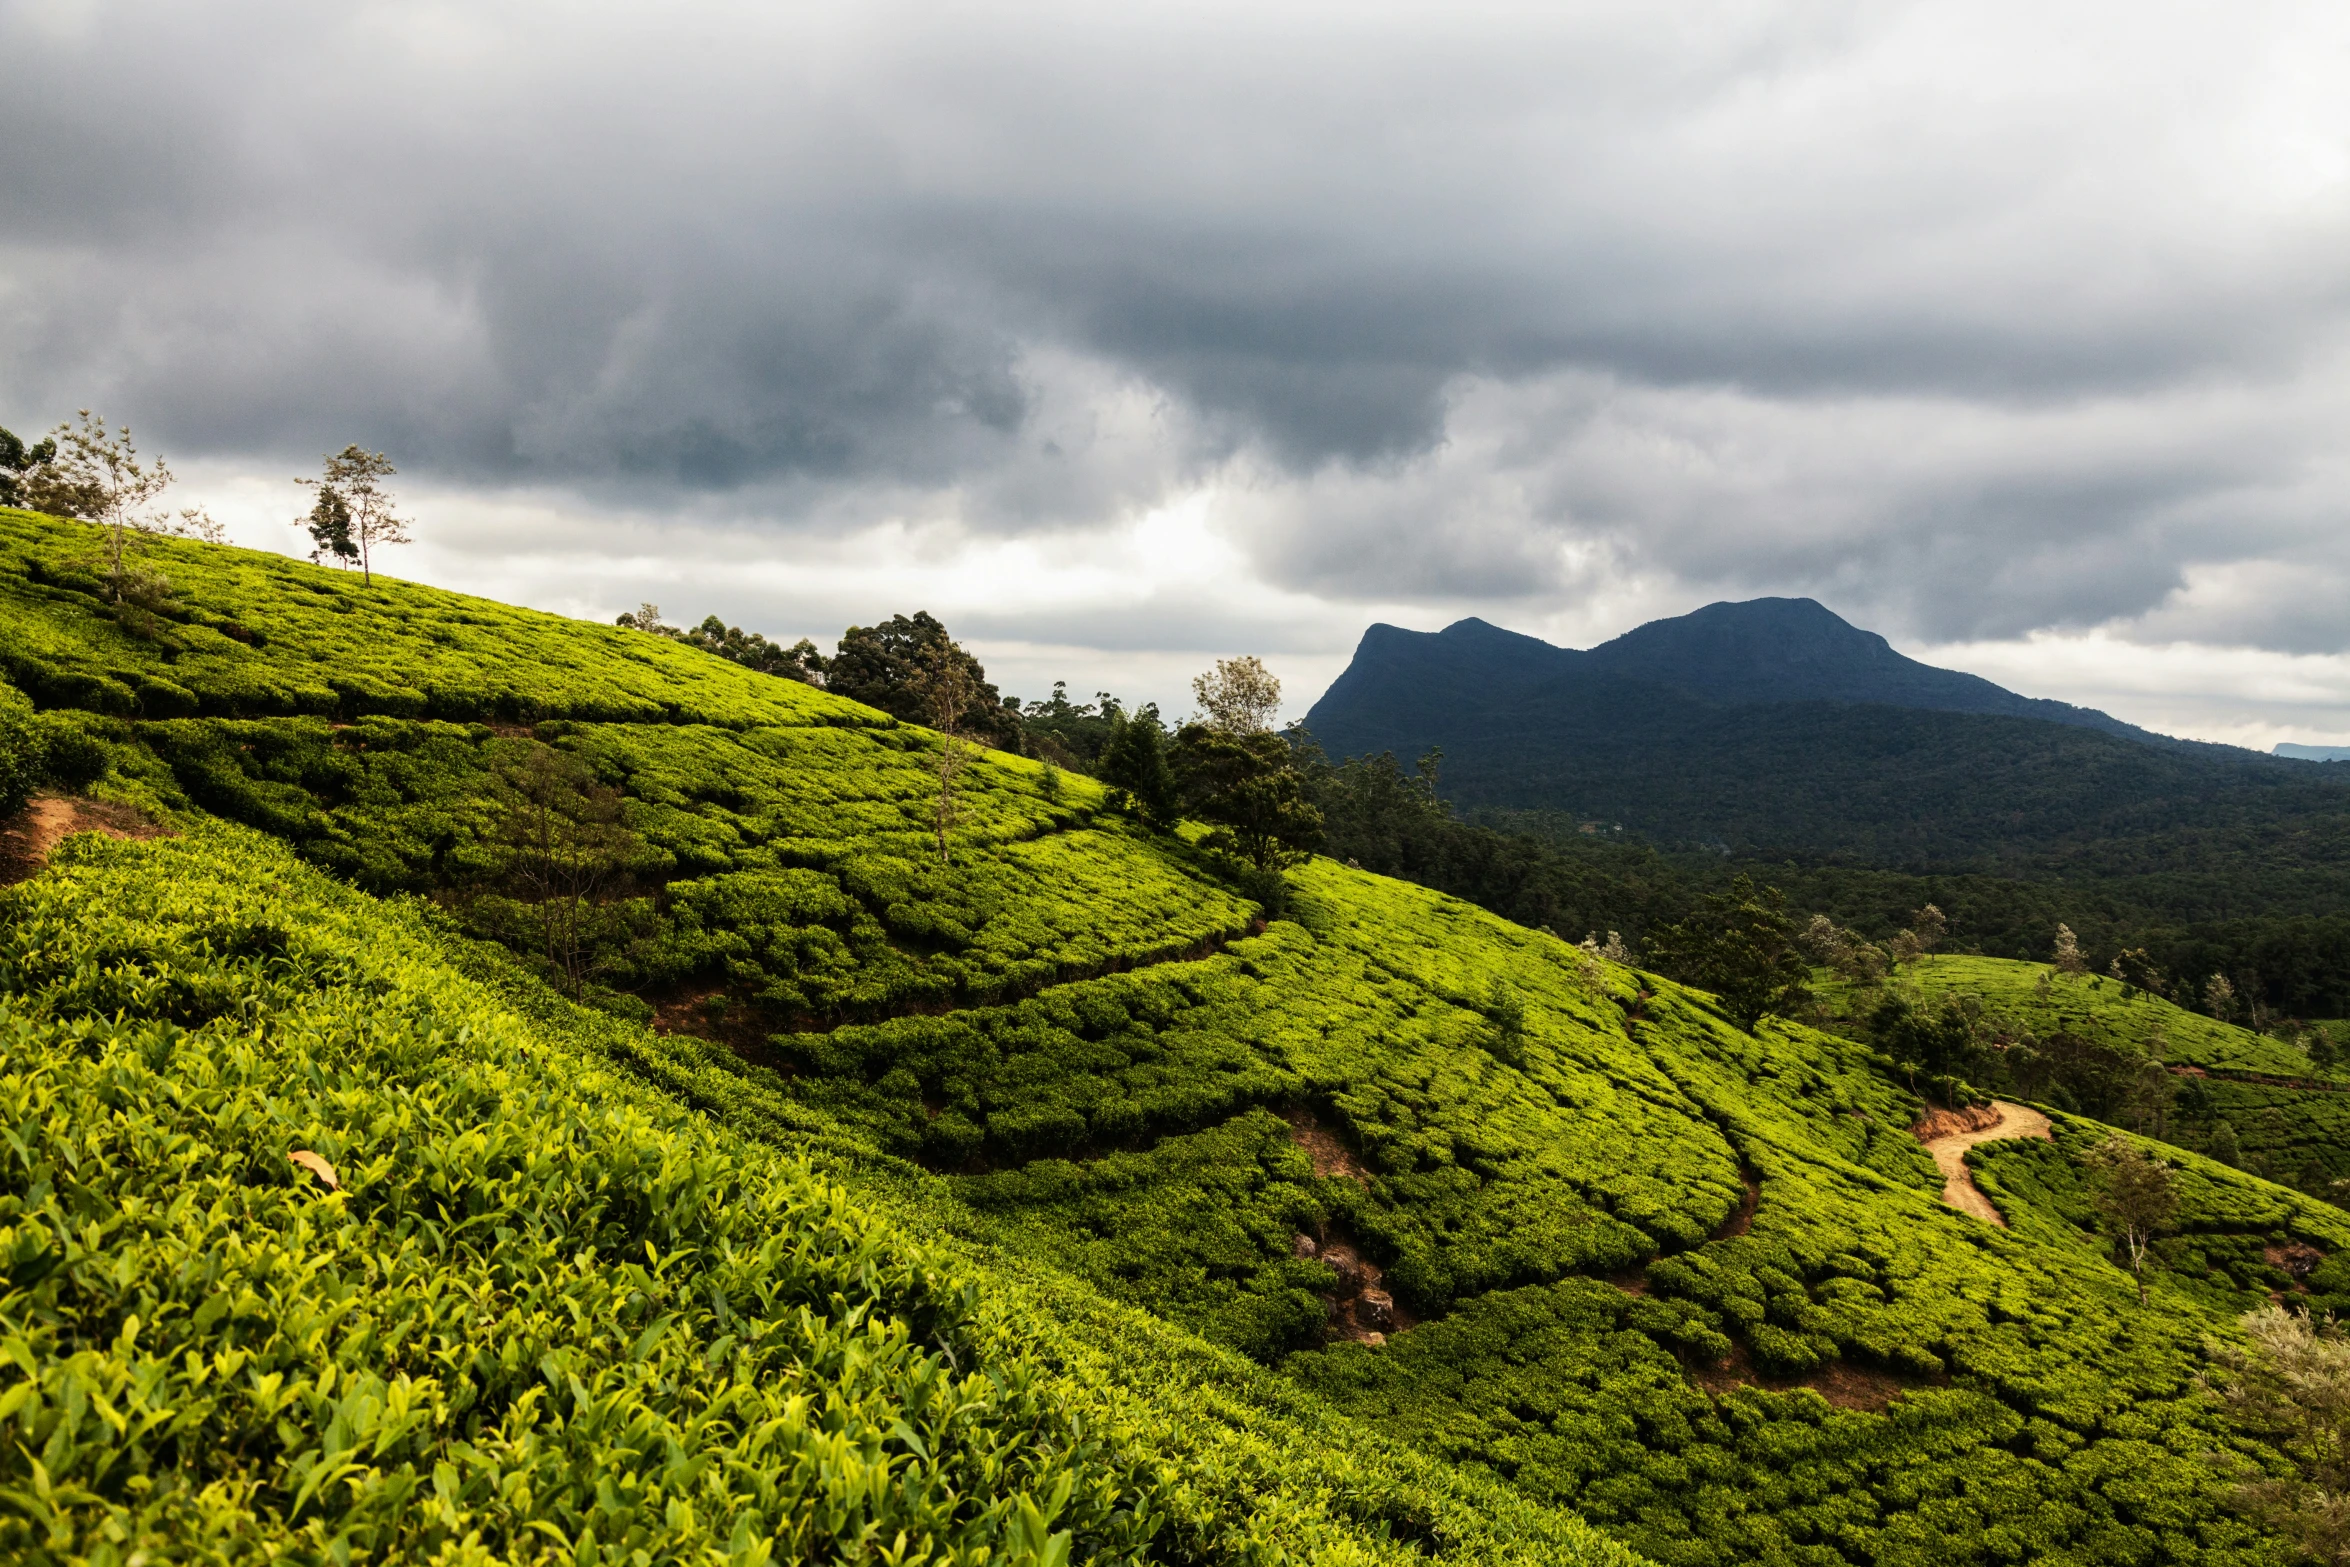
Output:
top-left (8, 522), bottom-right (2350, 1567)
top-left (0, 822), bottom-right (1636, 1566)
top-left (1832, 955), bottom-right (2346, 1082)
top-left (0, 677), bottom-right (40, 816)
top-left (0, 510), bottom-right (872, 727)
top-left (1643, 874), bottom-right (1811, 1029)
top-left (118, 708), bottom-right (1251, 1020)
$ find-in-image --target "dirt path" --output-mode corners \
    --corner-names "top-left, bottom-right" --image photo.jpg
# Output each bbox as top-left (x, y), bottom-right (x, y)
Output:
top-left (1918, 1101), bottom-right (2052, 1226)
top-left (0, 795), bottom-right (171, 885)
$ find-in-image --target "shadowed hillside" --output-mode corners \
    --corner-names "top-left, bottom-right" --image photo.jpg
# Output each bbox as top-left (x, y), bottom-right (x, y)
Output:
top-left (1303, 601), bottom-right (2350, 879)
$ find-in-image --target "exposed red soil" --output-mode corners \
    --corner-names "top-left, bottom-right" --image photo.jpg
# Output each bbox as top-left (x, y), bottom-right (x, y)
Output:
top-left (1910, 1102), bottom-right (2001, 1141)
top-left (1914, 1100), bottom-right (2052, 1226)
top-left (2267, 1240), bottom-right (2326, 1284)
top-left (1686, 1343), bottom-right (1938, 1412)
top-left (0, 795), bottom-right (173, 886)
top-left (1287, 1107), bottom-right (1371, 1186)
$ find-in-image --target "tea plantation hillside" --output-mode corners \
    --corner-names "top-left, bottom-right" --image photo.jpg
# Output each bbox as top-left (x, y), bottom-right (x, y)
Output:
top-left (5, 512), bottom-right (2349, 1567)
top-left (1819, 954), bottom-right (2350, 1195)
top-left (0, 820), bottom-right (1636, 1565)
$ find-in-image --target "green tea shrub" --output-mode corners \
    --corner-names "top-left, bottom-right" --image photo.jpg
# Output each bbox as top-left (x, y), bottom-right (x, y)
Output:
top-left (0, 819), bottom-right (1638, 1567)
top-left (10, 521), bottom-right (2346, 1567)
top-left (0, 676), bottom-right (40, 815)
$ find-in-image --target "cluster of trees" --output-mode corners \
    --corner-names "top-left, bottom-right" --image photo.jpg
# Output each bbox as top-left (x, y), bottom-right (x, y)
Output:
top-left (615, 603), bottom-right (829, 685)
top-left (613, 605), bottom-right (1327, 893)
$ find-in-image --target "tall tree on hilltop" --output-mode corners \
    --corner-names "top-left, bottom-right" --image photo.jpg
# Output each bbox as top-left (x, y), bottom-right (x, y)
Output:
top-left (0, 424), bottom-right (57, 508)
top-left (1645, 874), bottom-right (1811, 1030)
top-left (1192, 655), bottom-right (1282, 734)
top-left (296, 446), bottom-right (410, 585)
top-left (300, 484), bottom-right (358, 568)
top-left (912, 641), bottom-right (982, 866)
top-left (1097, 703), bottom-right (1179, 828)
top-left (615, 603), bottom-right (676, 636)
top-left (828, 611), bottom-right (1021, 747)
top-left (19, 411), bottom-right (220, 633)
top-left (1170, 722), bottom-right (1323, 873)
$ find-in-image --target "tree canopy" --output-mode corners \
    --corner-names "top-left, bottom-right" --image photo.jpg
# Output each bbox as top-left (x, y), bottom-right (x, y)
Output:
top-left (1170, 722), bottom-right (1324, 872)
top-left (828, 612), bottom-right (1020, 747)
top-left (1644, 873), bottom-right (1812, 1029)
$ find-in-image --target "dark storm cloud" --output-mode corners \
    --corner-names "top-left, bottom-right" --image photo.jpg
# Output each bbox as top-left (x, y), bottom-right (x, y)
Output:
top-left (4, 0), bottom-right (2349, 658)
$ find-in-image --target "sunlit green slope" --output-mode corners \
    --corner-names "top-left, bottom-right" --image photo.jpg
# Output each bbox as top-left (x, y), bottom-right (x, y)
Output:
top-left (5, 512), bottom-right (2348, 1567)
top-left (1819, 953), bottom-right (2350, 1192)
top-left (0, 821), bottom-right (1634, 1565)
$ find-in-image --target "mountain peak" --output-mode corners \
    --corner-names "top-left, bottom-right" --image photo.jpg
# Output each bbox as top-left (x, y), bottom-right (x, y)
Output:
top-left (1310, 596), bottom-right (2171, 751)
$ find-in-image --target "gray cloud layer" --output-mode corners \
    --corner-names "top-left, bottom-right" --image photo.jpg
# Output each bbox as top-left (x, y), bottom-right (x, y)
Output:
top-left (5, 0), bottom-right (2350, 677)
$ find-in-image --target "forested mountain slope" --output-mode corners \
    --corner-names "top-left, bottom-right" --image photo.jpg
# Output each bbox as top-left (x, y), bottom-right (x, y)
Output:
top-left (4, 510), bottom-right (2346, 1567)
top-left (1302, 604), bottom-right (2350, 880)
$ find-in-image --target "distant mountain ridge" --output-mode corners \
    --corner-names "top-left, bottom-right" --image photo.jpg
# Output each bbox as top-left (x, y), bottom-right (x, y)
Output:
top-left (1313, 598), bottom-right (2169, 749)
top-left (1302, 597), bottom-right (2344, 866)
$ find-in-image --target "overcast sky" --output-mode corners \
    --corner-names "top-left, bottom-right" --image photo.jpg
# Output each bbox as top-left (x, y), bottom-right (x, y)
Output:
top-left (6, 0), bottom-right (2350, 744)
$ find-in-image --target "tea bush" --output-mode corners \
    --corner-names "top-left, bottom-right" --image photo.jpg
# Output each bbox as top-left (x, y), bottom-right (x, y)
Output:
top-left (0, 510), bottom-right (871, 728)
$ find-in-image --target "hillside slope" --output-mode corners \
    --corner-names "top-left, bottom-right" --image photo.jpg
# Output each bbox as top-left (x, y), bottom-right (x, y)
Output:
top-left (4, 511), bottom-right (2346, 1566)
top-left (1818, 954), bottom-right (2350, 1195)
top-left (1, 820), bottom-right (1633, 1564)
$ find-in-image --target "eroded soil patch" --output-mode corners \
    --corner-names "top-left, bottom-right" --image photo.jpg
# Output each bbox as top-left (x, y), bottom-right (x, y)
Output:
top-left (1287, 1107), bottom-right (1370, 1185)
top-left (1686, 1343), bottom-right (1941, 1412)
top-left (648, 984), bottom-right (794, 1071)
top-left (0, 795), bottom-right (173, 885)
top-left (1295, 1228), bottom-right (1419, 1346)
top-left (1713, 1167), bottom-right (1761, 1241)
top-left (2267, 1239), bottom-right (2326, 1286)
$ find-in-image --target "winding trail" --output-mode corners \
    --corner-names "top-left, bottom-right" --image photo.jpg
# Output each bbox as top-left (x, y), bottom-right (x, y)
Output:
top-left (1918, 1101), bottom-right (2052, 1226)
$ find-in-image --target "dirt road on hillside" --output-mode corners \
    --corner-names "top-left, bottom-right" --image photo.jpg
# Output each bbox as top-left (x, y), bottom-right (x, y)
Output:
top-left (1918, 1101), bottom-right (2052, 1226)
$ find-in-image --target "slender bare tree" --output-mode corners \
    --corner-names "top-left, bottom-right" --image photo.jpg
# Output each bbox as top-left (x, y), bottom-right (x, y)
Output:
top-left (19, 411), bottom-right (220, 629)
top-left (2084, 1135), bottom-right (2176, 1306)
top-left (913, 641), bottom-right (983, 866)
top-left (297, 446), bottom-right (411, 585)
top-left (491, 745), bottom-right (638, 996)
